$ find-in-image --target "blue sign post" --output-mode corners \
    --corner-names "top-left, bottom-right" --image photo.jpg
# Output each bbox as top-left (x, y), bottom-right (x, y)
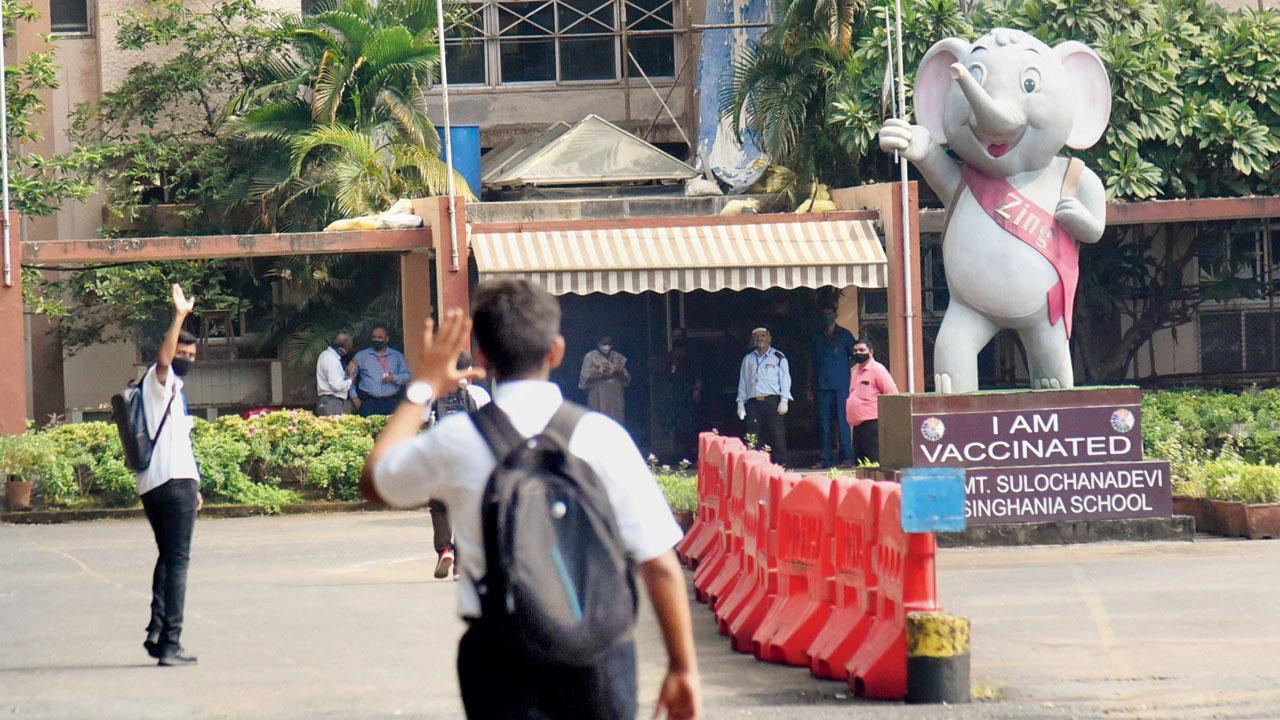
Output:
top-left (901, 467), bottom-right (967, 533)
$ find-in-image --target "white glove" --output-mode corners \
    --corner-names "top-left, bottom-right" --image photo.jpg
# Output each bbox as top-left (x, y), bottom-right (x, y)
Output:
top-left (737, 403), bottom-right (746, 421)
top-left (778, 400), bottom-right (789, 415)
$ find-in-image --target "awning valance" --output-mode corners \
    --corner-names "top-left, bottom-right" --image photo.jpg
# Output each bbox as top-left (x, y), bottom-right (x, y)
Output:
top-left (469, 217), bottom-right (887, 296)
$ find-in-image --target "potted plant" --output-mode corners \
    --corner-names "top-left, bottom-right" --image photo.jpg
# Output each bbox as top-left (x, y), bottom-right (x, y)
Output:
top-left (2, 434), bottom-right (44, 511)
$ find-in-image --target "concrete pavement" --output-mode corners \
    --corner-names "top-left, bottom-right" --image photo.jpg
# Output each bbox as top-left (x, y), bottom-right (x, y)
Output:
top-left (2, 512), bottom-right (1278, 719)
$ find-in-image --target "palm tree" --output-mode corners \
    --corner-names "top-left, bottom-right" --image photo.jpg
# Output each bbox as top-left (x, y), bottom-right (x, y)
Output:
top-left (722, 0), bottom-right (868, 198)
top-left (223, 0), bottom-right (472, 230)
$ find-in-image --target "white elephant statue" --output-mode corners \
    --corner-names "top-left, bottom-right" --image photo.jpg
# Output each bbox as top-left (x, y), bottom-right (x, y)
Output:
top-left (879, 28), bottom-right (1111, 393)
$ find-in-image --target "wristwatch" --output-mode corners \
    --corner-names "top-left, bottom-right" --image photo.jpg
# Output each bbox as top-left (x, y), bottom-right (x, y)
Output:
top-left (405, 380), bottom-right (435, 405)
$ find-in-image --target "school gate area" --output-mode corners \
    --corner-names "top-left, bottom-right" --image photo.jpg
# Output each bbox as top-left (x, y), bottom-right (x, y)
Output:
top-left (2, 511), bottom-right (1279, 719)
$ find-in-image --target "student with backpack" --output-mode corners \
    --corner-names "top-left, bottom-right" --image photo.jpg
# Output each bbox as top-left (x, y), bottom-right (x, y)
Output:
top-left (423, 351), bottom-right (491, 579)
top-left (362, 280), bottom-right (701, 720)
top-left (115, 283), bottom-right (202, 667)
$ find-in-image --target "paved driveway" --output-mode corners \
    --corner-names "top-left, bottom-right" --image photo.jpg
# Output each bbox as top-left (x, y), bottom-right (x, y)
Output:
top-left (2, 512), bottom-right (1278, 719)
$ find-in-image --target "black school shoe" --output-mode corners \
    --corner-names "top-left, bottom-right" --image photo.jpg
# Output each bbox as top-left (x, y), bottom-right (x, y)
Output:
top-left (143, 639), bottom-right (162, 659)
top-left (157, 648), bottom-right (198, 667)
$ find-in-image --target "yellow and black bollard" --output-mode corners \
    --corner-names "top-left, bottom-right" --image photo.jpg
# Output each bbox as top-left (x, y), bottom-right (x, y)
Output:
top-left (906, 611), bottom-right (970, 704)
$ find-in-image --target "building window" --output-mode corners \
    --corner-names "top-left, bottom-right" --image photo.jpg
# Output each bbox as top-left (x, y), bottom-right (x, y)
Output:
top-left (50, 0), bottom-right (90, 35)
top-left (443, 0), bottom-right (678, 87)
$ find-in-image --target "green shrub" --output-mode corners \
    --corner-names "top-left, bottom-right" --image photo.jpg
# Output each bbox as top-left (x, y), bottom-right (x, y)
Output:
top-left (655, 473), bottom-right (698, 512)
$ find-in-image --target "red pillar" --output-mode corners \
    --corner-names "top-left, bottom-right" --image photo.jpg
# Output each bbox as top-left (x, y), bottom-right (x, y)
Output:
top-left (406, 195), bottom-right (469, 375)
top-left (1, 214), bottom-right (27, 435)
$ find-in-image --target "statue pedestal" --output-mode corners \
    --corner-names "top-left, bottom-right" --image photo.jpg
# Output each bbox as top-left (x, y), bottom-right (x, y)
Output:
top-left (878, 387), bottom-right (1172, 527)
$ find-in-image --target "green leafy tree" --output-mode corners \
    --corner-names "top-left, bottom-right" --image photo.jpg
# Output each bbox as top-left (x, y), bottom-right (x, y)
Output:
top-left (223, 0), bottom-right (471, 227)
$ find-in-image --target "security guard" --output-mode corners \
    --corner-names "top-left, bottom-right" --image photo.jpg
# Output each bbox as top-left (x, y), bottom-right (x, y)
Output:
top-left (736, 326), bottom-right (792, 465)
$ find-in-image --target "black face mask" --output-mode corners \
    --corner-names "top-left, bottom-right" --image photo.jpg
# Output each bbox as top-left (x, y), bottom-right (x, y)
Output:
top-left (171, 357), bottom-right (193, 377)
top-left (853, 353), bottom-right (870, 364)
top-left (372, 341), bottom-right (388, 352)
top-left (333, 344), bottom-right (349, 357)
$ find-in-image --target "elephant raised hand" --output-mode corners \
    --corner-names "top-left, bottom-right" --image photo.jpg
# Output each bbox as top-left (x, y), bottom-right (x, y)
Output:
top-left (879, 28), bottom-right (1111, 393)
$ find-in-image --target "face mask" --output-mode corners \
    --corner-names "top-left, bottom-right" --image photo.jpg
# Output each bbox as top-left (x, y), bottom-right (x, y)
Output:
top-left (171, 357), bottom-right (193, 377)
top-left (333, 344), bottom-right (348, 356)
top-left (853, 353), bottom-right (870, 364)
top-left (372, 340), bottom-right (388, 352)
top-left (822, 314), bottom-right (836, 326)
top-left (598, 345), bottom-right (612, 354)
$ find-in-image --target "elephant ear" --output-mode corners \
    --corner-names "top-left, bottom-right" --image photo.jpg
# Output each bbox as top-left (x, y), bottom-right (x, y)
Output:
top-left (914, 37), bottom-right (970, 145)
top-left (1055, 41), bottom-right (1112, 150)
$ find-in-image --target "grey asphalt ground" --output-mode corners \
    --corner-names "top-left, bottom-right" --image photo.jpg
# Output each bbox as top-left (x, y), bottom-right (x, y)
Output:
top-left (2, 512), bottom-right (1278, 719)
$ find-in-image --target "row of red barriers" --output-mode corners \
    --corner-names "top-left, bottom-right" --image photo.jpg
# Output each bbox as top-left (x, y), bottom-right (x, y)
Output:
top-left (676, 432), bottom-right (940, 700)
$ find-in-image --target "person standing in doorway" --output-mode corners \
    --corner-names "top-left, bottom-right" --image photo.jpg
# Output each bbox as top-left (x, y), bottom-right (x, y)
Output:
top-left (351, 325), bottom-right (411, 416)
top-left (810, 307), bottom-right (857, 467)
top-left (139, 283), bottom-right (203, 667)
top-left (846, 340), bottom-right (898, 465)
top-left (579, 335), bottom-right (630, 424)
top-left (316, 331), bottom-right (356, 416)
top-left (736, 327), bottom-right (792, 465)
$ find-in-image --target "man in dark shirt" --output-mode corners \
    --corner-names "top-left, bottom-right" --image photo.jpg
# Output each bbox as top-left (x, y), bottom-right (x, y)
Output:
top-left (809, 307), bottom-right (857, 467)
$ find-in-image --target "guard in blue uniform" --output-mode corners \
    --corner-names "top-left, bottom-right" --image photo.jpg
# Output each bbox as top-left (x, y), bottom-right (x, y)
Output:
top-left (736, 326), bottom-right (792, 465)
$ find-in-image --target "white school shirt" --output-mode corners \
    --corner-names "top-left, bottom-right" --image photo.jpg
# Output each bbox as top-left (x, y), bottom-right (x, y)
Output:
top-left (136, 365), bottom-right (200, 496)
top-left (316, 346), bottom-right (354, 398)
top-left (374, 380), bottom-right (682, 618)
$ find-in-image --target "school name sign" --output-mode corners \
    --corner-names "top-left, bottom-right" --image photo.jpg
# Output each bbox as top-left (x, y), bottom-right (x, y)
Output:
top-left (879, 389), bottom-right (1172, 526)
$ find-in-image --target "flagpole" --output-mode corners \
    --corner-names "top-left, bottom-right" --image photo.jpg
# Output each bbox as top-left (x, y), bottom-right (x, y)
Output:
top-left (434, 0), bottom-right (460, 272)
top-left (1, 6), bottom-right (13, 288)
top-left (892, 0), bottom-right (916, 392)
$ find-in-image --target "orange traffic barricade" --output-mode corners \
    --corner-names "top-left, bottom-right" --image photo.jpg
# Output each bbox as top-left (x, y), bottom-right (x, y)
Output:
top-left (713, 461), bottom-right (780, 632)
top-left (807, 479), bottom-right (894, 680)
top-left (683, 437), bottom-right (743, 573)
top-left (726, 469), bottom-right (794, 653)
top-left (692, 447), bottom-right (762, 602)
top-left (846, 484), bottom-right (940, 700)
top-left (677, 432), bottom-right (722, 566)
top-left (751, 474), bottom-right (840, 665)
top-left (702, 452), bottom-right (763, 607)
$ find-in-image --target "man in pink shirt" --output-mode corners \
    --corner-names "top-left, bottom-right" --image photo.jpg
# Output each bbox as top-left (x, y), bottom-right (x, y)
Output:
top-left (845, 340), bottom-right (898, 465)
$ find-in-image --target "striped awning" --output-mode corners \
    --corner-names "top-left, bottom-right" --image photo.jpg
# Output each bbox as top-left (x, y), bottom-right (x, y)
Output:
top-left (469, 218), bottom-right (887, 296)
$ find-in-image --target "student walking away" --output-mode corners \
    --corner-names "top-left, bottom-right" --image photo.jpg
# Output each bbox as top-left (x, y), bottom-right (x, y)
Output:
top-left (423, 351), bottom-right (491, 579)
top-left (351, 325), bottom-right (410, 416)
top-left (736, 327), bottom-right (792, 466)
top-left (140, 284), bottom-right (203, 667)
top-left (362, 280), bottom-right (702, 720)
top-left (846, 340), bottom-right (898, 465)
top-left (810, 307), bottom-right (857, 468)
top-left (316, 331), bottom-right (356, 416)
top-left (578, 335), bottom-right (630, 424)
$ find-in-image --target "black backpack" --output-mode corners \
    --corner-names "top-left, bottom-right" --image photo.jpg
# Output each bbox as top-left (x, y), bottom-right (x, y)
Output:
top-left (470, 402), bottom-right (638, 666)
top-left (428, 386), bottom-right (478, 427)
top-left (110, 381), bottom-right (176, 472)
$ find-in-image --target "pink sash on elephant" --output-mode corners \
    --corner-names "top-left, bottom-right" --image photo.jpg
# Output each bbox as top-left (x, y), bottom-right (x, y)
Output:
top-left (956, 160), bottom-right (1084, 338)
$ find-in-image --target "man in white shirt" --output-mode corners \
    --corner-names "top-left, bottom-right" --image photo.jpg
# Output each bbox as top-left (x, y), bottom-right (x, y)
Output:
top-left (139, 284), bottom-right (202, 667)
top-left (316, 332), bottom-right (356, 416)
top-left (363, 279), bottom-right (701, 720)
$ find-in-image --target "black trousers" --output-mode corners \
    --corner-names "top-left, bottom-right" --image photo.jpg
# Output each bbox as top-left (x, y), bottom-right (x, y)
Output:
top-left (428, 499), bottom-right (452, 554)
top-left (357, 390), bottom-right (400, 417)
top-left (458, 621), bottom-right (637, 719)
top-left (852, 419), bottom-right (880, 465)
top-left (141, 478), bottom-right (198, 653)
top-left (745, 395), bottom-right (788, 466)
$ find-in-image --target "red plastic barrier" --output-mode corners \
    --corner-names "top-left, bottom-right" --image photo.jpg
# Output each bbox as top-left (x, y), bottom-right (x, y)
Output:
top-left (751, 474), bottom-right (841, 665)
top-left (676, 432), bottom-right (723, 566)
top-left (682, 437), bottom-right (743, 570)
top-left (713, 461), bottom-right (779, 632)
top-left (845, 485), bottom-right (940, 700)
top-left (701, 454), bottom-right (761, 607)
top-left (806, 480), bottom-right (893, 680)
top-left (693, 448), bottom-right (766, 603)
top-left (726, 469), bottom-right (794, 653)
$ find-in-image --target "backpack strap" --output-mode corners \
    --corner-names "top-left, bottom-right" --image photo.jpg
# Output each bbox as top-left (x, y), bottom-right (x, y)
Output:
top-left (150, 390), bottom-right (178, 445)
top-left (470, 402), bottom-right (526, 464)
top-left (541, 402), bottom-right (587, 450)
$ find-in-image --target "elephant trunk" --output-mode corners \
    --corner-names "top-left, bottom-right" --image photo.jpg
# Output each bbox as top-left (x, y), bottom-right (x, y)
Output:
top-left (949, 62), bottom-right (1026, 138)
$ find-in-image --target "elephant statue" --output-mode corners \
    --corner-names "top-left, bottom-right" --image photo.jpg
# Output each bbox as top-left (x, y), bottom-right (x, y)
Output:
top-left (879, 28), bottom-right (1111, 393)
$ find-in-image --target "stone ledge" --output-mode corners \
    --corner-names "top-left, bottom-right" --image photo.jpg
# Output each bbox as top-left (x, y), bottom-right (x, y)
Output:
top-left (938, 515), bottom-right (1195, 548)
top-left (0, 501), bottom-right (379, 525)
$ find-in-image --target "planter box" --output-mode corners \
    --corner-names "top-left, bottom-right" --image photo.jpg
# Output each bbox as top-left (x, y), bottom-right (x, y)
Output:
top-left (1210, 499), bottom-right (1249, 538)
top-left (673, 509), bottom-right (695, 534)
top-left (1244, 503), bottom-right (1280, 540)
top-left (5, 480), bottom-right (33, 511)
top-left (1172, 495), bottom-right (1211, 534)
